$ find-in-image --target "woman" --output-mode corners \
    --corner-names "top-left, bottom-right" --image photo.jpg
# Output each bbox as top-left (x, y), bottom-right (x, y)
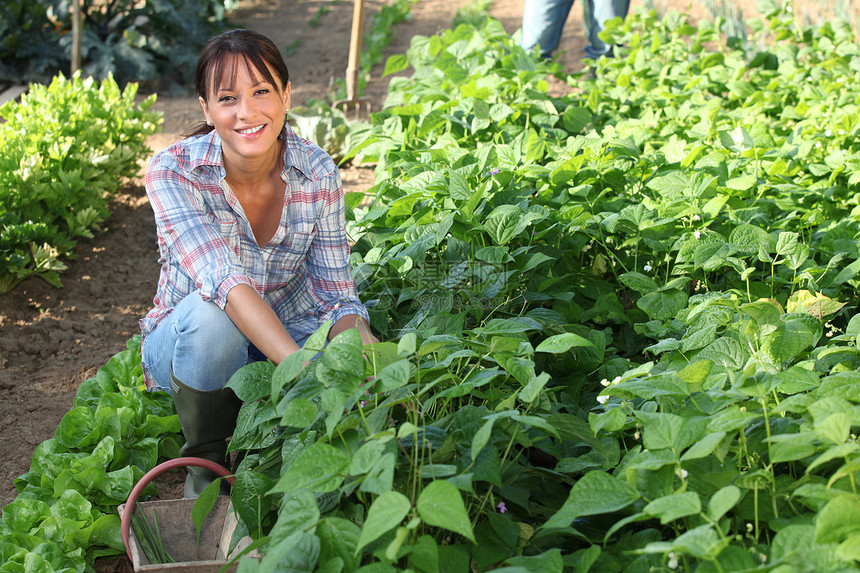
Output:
top-left (141, 29), bottom-right (377, 497)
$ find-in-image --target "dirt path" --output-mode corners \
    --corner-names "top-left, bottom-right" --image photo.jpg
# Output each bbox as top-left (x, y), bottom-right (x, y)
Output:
top-left (0, 0), bottom-right (712, 509)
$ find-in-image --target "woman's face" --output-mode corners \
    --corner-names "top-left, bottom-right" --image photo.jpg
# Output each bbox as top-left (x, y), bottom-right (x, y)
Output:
top-left (199, 56), bottom-right (291, 167)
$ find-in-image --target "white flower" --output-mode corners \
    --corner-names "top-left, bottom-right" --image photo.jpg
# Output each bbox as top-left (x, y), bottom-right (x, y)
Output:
top-left (634, 431), bottom-right (641, 440)
top-left (692, 214), bottom-right (700, 221)
top-left (839, 129), bottom-right (846, 135)
top-left (668, 552), bottom-right (679, 570)
top-left (600, 378), bottom-right (610, 387)
top-left (612, 376), bottom-right (621, 385)
top-left (815, 141), bottom-right (822, 149)
top-left (825, 129), bottom-right (832, 137)
top-left (693, 230), bottom-right (701, 239)
top-left (679, 468), bottom-right (689, 479)
top-left (644, 263), bottom-right (652, 272)
top-left (597, 395), bottom-right (609, 405)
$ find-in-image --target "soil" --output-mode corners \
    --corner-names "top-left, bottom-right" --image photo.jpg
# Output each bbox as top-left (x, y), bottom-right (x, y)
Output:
top-left (0, 0), bottom-right (718, 564)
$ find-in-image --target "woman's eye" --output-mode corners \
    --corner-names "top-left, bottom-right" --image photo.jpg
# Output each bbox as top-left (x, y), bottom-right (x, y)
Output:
top-left (256, 88), bottom-right (270, 95)
top-left (218, 95), bottom-right (235, 103)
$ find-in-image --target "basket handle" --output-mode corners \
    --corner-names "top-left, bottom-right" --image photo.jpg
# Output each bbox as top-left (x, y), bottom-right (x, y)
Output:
top-left (120, 457), bottom-right (236, 561)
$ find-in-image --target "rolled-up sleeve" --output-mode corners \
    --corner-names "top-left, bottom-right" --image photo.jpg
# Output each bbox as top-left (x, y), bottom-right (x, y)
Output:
top-left (305, 168), bottom-right (369, 326)
top-left (145, 152), bottom-right (255, 309)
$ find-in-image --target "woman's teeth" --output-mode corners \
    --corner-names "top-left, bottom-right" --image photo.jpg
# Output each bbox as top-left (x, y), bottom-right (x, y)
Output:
top-left (238, 125), bottom-right (264, 134)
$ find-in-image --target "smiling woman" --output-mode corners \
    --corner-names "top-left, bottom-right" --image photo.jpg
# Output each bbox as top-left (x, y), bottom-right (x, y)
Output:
top-left (141, 29), bottom-right (379, 498)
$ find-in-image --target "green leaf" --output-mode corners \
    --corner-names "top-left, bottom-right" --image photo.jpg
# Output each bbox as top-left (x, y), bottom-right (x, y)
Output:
top-left (260, 531), bottom-right (320, 573)
top-left (376, 359), bottom-right (412, 392)
top-left (272, 351), bottom-right (307, 399)
top-left (681, 431), bottom-right (727, 461)
top-left (318, 518), bottom-right (361, 572)
top-left (269, 490), bottom-right (320, 541)
top-left (647, 171), bottom-right (688, 200)
top-left (233, 471), bottom-right (274, 533)
top-left (504, 548), bottom-right (564, 573)
top-left (719, 126), bottom-right (754, 152)
top-left (227, 361), bottom-right (275, 402)
top-left (398, 333), bottom-right (417, 358)
top-left (837, 533), bottom-right (860, 561)
top-left (192, 479), bottom-right (222, 543)
top-left (771, 524), bottom-right (815, 561)
top-left (619, 271), bottom-right (659, 294)
top-left (519, 372), bottom-right (550, 404)
top-left (725, 174), bottom-right (756, 190)
top-left (815, 496), bottom-right (860, 544)
top-left (542, 471), bottom-right (639, 530)
top-left (485, 204), bottom-right (526, 245)
top-left (270, 442), bottom-right (350, 494)
top-left (637, 411), bottom-right (685, 451)
top-left (697, 337), bottom-right (746, 369)
top-left (643, 492), bottom-right (701, 524)
top-left (281, 398), bottom-right (319, 428)
top-left (416, 480), bottom-right (476, 543)
top-left (383, 54), bottom-right (409, 77)
top-left (637, 289), bottom-right (688, 321)
top-left (681, 323), bottom-right (718, 353)
top-left (707, 485), bottom-right (742, 522)
top-left (562, 106), bottom-right (591, 133)
top-left (534, 333), bottom-right (596, 353)
top-left (355, 492), bottom-right (411, 553)
top-left (816, 412), bottom-right (851, 445)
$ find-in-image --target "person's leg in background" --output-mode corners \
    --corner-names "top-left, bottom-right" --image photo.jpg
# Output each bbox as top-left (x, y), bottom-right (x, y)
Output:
top-left (521, 0), bottom-right (576, 59)
top-left (142, 292), bottom-right (248, 497)
top-left (583, 0), bottom-right (630, 59)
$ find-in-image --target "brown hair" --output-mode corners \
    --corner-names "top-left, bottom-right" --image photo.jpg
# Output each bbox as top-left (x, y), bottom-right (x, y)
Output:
top-left (182, 29), bottom-right (290, 138)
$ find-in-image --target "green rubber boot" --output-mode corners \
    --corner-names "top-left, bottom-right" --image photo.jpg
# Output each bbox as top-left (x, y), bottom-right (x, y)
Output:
top-left (170, 369), bottom-right (242, 498)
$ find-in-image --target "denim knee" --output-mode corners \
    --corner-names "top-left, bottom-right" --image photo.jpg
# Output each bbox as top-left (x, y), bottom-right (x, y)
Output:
top-left (170, 296), bottom-right (250, 392)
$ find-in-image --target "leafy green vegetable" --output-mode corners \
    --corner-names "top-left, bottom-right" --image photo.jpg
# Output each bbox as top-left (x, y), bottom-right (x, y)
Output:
top-left (0, 73), bottom-right (161, 292)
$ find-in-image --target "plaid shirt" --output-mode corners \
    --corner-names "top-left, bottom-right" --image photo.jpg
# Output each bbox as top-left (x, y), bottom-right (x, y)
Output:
top-left (141, 125), bottom-right (368, 379)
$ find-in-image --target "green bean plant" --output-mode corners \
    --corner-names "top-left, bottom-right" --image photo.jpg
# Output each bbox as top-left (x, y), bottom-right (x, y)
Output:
top-left (221, 6), bottom-right (860, 571)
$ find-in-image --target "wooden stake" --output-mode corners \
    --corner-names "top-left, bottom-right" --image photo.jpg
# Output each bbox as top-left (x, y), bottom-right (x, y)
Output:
top-left (71, 0), bottom-right (81, 75)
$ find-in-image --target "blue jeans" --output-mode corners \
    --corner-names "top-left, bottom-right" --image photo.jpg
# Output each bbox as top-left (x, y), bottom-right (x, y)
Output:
top-left (521, 0), bottom-right (630, 59)
top-left (142, 291), bottom-right (281, 393)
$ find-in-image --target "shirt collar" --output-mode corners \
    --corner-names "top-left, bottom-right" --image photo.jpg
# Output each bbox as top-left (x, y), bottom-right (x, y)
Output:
top-left (186, 124), bottom-right (314, 181)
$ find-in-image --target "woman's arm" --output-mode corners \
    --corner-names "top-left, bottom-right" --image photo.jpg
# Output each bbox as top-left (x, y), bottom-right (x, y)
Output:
top-left (329, 313), bottom-right (379, 346)
top-left (225, 283), bottom-right (301, 364)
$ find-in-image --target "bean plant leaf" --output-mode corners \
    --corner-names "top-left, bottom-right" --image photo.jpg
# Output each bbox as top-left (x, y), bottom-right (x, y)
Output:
top-left (355, 491), bottom-right (411, 553)
top-left (227, 361), bottom-right (275, 402)
top-left (280, 398), bottom-right (319, 429)
top-left (383, 54), bottom-right (409, 77)
top-left (542, 471), bottom-right (639, 531)
top-left (619, 271), bottom-right (659, 294)
top-left (637, 289), bottom-right (688, 321)
top-left (416, 480), bottom-right (476, 543)
top-left (485, 204), bottom-right (526, 245)
top-left (643, 492), bottom-right (701, 524)
top-left (815, 497), bottom-right (860, 544)
top-left (270, 442), bottom-right (350, 494)
top-left (707, 485), bottom-right (742, 522)
top-left (535, 333), bottom-right (596, 353)
top-left (192, 479), bottom-right (222, 544)
top-left (317, 517), bottom-right (361, 572)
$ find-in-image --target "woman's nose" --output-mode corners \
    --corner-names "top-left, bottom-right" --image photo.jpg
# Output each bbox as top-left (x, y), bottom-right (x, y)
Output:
top-left (237, 95), bottom-right (255, 119)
